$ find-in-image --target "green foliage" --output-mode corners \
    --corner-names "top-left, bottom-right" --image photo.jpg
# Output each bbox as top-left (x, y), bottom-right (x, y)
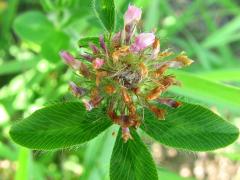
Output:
top-left (0, 57), bottom-right (39, 75)
top-left (78, 37), bottom-right (99, 47)
top-left (93, 0), bottom-right (116, 33)
top-left (170, 70), bottom-right (240, 114)
top-left (15, 148), bottom-right (32, 180)
top-left (13, 11), bottom-right (54, 44)
top-left (0, 142), bottom-right (17, 161)
top-left (203, 16), bottom-right (240, 48)
top-left (110, 129), bottom-right (158, 180)
top-left (2, 0), bottom-right (240, 179)
top-left (41, 31), bottom-right (70, 62)
top-left (12, 10), bottom-right (70, 62)
top-left (10, 102), bottom-right (112, 150)
top-left (141, 103), bottom-right (239, 151)
top-left (157, 168), bottom-right (192, 180)
top-left (199, 69), bottom-right (240, 81)
top-left (144, 0), bottom-right (160, 31)
top-left (82, 126), bottom-right (117, 179)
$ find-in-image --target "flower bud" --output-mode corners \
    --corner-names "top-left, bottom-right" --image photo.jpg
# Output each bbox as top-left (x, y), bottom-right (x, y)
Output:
top-left (130, 33), bottom-right (155, 52)
top-left (99, 35), bottom-right (108, 54)
top-left (161, 75), bottom-right (176, 88)
top-left (121, 88), bottom-right (132, 104)
top-left (89, 42), bottom-right (100, 54)
top-left (60, 51), bottom-right (74, 64)
top-left (96, 71), bottom-right (108, 86)
top-left (112, 31), bottom-right (122, 48)
top-left (83, 94), bottom-right (103, 111)
top-left (93, 58), bottom-right (105, 69)
top-left (60, 51), bottom-right (81, 70)
top-left (149, 105), bottom-right (166, 120)
top-left (154, 64), bottom-right (169, 78)
top-left (69, 82), bottom-right (86, 97)
top-left (146, 86), bottom-right (164, 100)
top-left (90, 96), bottom-right (103, 108)
top-left (82, 99), bottom-right (94, 111)
top-left (112, 46), bottom-right (129, 62)
top-left (167, 53), bottom-right (194, 68)
top-left (158, 50), bottom-right (173, 58)
top-left (122, 127), bottom-right (133, 143)
top-left (80, 53), bottom-right (95, 62)
top-left (151, 38), bottom-right (160, 59)
top-left (79, 62), bottom-right (90, 78)
top-left (105, 85), bottom-right (116, 94)
top-left (157, 98), bottom-right (182, 108)
top-left (139, 62), bottom-right (148, 77)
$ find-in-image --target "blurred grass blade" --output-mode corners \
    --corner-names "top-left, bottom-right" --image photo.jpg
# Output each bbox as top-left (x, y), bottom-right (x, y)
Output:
top-left (202, 16), bottom-right (240, 48)
top-left (93, 0), bottom-right (116, 33)
top-left (0, 58), bottom-right (39, 75)
top-left (141, 103), bottom-right (239, 151)
top-left (218, 0), bottom-right (240, 15)
top-left (110, 128), bottom-right (158, 180)
top-left (15, 147), bottom-right (31, 180)
top-left (40, 0), bottom-right (54, 11)
top-left (165, 0), bottom-right (201, 36)
top-left (144, 0), bottom-right (160, 31)
top-left (1, 0), bottom-right (19, 34)
top-left (10, 102), bottom-right (112, 150)
top-left (169, 70), bottom-right (240, 113)
top-left (82, 126), bottom-right (117, 180)
top-left (198, 69), bottom-right (240, 81)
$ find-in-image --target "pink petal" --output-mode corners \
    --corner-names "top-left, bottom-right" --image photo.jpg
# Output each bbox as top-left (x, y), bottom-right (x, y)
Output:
top-left (124, 5), bottom-right (142, 44)
top-left (124, 5), bottom-right (142, 25)
top-left (93, 58), bottom-right (105, 69)
top-left (130, 33), bottom-right (155, 52)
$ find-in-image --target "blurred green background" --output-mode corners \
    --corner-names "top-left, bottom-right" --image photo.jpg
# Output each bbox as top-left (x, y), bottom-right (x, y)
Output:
top-left (1, 0), bottom-right (240, 179)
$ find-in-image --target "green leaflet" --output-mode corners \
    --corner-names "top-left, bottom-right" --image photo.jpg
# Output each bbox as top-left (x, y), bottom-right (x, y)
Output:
top-left (93, 0), bottom-right (116, 32)
top-left (110, 129), bottom-right (158, 180)
top-left (9, 102), bottom-right (112, 150)
top-left (41, 31), bottom-right (70, 62)
top-left (13, 11), bottom-right (54, 44)
top-left (78, 36), bottom-right (99, 47)
top-left (141, 103), bottom-right (239, 151)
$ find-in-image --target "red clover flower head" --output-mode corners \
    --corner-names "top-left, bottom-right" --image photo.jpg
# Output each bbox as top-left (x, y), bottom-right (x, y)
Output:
top-left (60, 5), bottom-right (194, 142)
